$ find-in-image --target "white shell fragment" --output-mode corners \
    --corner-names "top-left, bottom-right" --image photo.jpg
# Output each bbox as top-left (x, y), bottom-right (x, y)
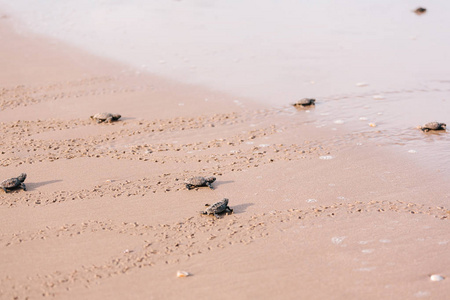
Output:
top-left (373, 95), bottom-right (385, 100)
top-left (331, 236), bottom-right (346, 245)
top-left (430, 274), bottom-right (445, 282)
top-left (177, 271), bottom-right (191, 278)
top-left (334, 119), bottom-right (345, 125)
top-left (356, 82), bottom-right (369, 87)
top-left (408, 150), bottom-right (417, 154)
top-left (319, 155), bottom-right (333, 160)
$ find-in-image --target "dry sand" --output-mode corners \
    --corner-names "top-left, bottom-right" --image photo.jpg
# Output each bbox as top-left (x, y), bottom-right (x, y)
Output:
top-left (0, 19), bottom-right (449, 300)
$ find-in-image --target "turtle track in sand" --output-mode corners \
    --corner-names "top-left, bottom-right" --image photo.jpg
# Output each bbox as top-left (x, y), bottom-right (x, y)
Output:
top-left (0, 200), bottom-right (448, 298)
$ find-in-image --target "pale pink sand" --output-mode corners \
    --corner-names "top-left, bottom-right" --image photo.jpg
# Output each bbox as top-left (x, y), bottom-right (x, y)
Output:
top-left (0, 20), bottom-right (449, 300)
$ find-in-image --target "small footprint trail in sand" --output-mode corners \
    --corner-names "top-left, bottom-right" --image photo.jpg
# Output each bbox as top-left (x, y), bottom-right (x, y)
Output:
top-left (1, 71), bottom-right (450, 299)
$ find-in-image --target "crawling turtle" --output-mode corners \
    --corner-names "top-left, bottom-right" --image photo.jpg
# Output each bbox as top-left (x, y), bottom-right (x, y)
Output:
top-left (419, 122), bottom-right (446, 132)
top-left (185, 176), bottom-right (216, 190)
top-left (90, 113), bottom-right (121, 123)
top-left (414, 7), bottom-right (427, 15)
top-left (292, 98), bottom-right (316, 108)
top-left (1, 173), bottom-right (26, 193)
top-left (201, 198), bottom-right (233, 218)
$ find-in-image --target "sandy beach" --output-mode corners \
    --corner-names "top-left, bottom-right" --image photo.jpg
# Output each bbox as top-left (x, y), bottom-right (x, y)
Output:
top-left (1, 4), bottom-right (450, 299)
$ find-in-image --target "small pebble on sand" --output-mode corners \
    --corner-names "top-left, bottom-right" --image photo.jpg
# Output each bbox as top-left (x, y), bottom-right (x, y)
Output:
top-left (430, 274), bottom-right (444, 282)
top-left (369, 123), bottom-right (377, 127)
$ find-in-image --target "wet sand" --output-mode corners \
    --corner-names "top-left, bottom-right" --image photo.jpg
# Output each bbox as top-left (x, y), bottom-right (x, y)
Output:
top-left (1, 16), bottom-right (450, 300)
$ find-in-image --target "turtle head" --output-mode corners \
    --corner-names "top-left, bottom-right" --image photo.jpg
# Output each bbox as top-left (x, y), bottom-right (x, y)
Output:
top-left (309, 99), bottom-right (316, 104)
top-left (17, 173), bottom-right (26, 182)
top-left (441, 123), bottom-right (447, 129)
top-left (222, 198), bottom-right (229, 205)
top-left (205, 176), bottom-right (216, 183)
top-left (112, 114), bottom-right (121, 121)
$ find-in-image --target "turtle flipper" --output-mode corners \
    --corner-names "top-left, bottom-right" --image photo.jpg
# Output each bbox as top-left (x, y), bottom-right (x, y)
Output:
top-left (207, 182), bottom-right (214, 189)
top-left (186, 184), bottom-right (194, 190)
top-left (106, 117), bottom-right (113, 123)
top-left (226, 207), bottom-right (233, 215)
top-left (2, 187), bottom-right (7, 193)
top-left (21, 183), bottom-right (26, 191)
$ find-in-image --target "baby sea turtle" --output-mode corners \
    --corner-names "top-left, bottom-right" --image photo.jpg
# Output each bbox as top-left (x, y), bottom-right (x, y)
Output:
top-left (414, 7), bottom-right (427, 15)
top-left (1, 173), bottom-right (26, 193)
top-left (419, 122), bottom-right (446, 132)
top-left (292, 98), bottom-right (316, 108)
top-left (90, 113), bottom-right (121, 123)
top-left (201, 198), bottom-right (233, 218)
top-left (185, 176), bottom-right (216, 190)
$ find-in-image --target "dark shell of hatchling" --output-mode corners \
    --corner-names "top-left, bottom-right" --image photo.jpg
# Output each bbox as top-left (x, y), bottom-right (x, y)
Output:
top-left (1, 178), bottom-right (20, 189)
top-left (205, 199), bottom-right (229, 214)
top-left (93, 113), bottom-right (113, 120)
top-left (293, 98), bottom-right (315, 106)
top-left (185, 176), bottom-right (206, 186)
top-left (423, 122), bottom-right (445, 130)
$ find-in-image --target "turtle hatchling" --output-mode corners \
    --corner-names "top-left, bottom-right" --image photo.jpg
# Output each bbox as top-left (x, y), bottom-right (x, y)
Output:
top-left (293, 98), bottom-right (316, 108)
top-left (185, 176), bottom-right (216, 190)
top-left (90, 112), bottom-right (121, 123)
top-left (414, 7), bottom-right (427, 15)
top-left (201, 198), bottom-right (233, 218)
top-left (419, 122), bottom-right (446, 132)
top-left (1, 173), bottom-right (27, 193)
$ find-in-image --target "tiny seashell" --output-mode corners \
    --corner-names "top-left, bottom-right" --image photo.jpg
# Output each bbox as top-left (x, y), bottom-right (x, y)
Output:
top-left (177, 271), bottom-right (191, 278)
top-left (373, 95), bottom-right (385, 100)
top-left (369, 123), bottom-right (377, 127)
top-left (306, 199), bottom-right (317, 203)
top-left (359, 117), bottom-right (368, 121)
top-left (408, 150), bottom-right (417, 153)
top-left (105, 179), bottom-right (112, 183)
top-left (430, 274), bottom-right (445, 282)
top-left (334, 119), bottom-right (345, 124)
top-left (356, 82), bottom-right (369, 87)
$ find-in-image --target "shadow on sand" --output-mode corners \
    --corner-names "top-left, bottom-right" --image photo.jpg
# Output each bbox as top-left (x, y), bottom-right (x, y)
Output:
top-left (26, 180), bottom-right (63, 191)
top-left (231, 203), bottom-right (254, 214)
top-left (213, 180), bottom-right (234, 188)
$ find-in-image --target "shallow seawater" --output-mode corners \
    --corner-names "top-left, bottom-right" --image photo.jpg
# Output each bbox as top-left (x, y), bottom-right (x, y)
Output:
top-left (0, 0), bottom-right (449, 175)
